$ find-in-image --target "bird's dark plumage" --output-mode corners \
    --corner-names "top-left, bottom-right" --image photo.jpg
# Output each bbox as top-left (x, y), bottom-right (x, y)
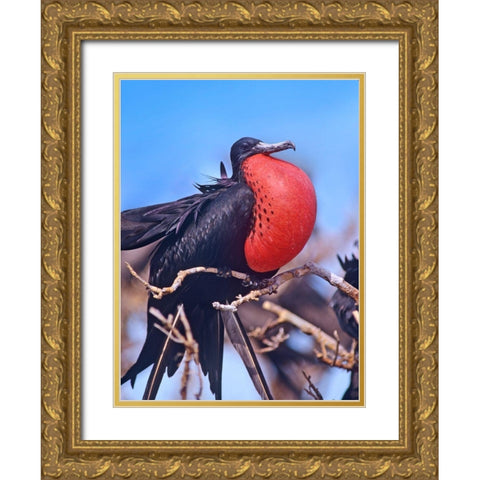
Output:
top-left (330, 253), bottom-right (359, 400)
top-left (121, 137), bottom-right (314, 400)
top-left (330, 254), bottom-right (359, 339)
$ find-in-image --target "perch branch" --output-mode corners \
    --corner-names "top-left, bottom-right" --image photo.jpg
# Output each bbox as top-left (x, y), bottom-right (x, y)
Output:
top-left (125, 260), bottom-right (359, 311)
top-left (213, 261), bottom-right (358, 312)
top-left (126, 262), bottom-right (249, 300)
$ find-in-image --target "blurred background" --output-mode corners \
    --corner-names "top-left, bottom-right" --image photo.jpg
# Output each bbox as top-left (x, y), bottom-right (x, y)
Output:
top-left (119, 78), bottom-right (360, 401)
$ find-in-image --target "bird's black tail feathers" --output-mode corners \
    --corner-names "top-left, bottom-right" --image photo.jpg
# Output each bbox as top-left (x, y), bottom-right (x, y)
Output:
top-left (120, 321), bottom-right (175, 390)
top-left (222, 310), bottom-right (273, 400)
top-left (121, 303), bottom-right (225, 400)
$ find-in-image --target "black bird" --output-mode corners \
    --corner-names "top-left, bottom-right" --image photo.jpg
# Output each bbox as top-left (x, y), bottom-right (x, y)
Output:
top-left (330, 253), bottom-right (359, 400)
top-left (330, 254), bottom-right (359, 339)
top-left (121, 137), bottom-right (317, 400)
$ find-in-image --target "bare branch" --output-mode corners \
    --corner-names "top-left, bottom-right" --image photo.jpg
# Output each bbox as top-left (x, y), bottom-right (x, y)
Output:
top-left (250, 327), bottom-right (290, 353)
top-left (149, 305), bottom-right (203, 400)
top-left (302, 371), bottom-right (324, 400)
top-left (332, 330), bottom-right (341, 367)
top-left (150, 309), bottom-right (184, 344)
top-left (143, 308), bottom-right (182, 400)
top-left (178, 305), bottom-right (203, 400)
top-left (125, 261), bottom-right (359, 312)
top-left (126, 262), bottom-right (249, 300)
top-left (213, 262), bottom-right (359, 312)
top-left (305, 262), bottom-right (359, 303)
top-left (261, 301), bottom-right (356, 370)
top-left (126, 260), bottom-right (359, 374)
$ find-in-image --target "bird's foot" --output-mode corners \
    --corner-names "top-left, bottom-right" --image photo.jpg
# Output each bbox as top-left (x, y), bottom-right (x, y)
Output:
top-left (241, 276), bottom-right (271, 290)
top-left (216, 267), bottom-right (233, 279)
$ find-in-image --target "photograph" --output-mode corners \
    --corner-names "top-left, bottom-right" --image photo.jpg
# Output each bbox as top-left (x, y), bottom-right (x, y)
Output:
top-left (117, 75), bottom-right (363, 402)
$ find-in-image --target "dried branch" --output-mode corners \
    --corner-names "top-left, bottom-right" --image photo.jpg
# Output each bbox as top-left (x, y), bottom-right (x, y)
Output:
top-left (305, 262), bottom-right (359, 303)
top-left (125, 262), bottom-right (249, 300)
top-left (213, 261), bottom-right (358, 312)
top-left (249, 327), bottom-right (290, 353)
top-left (125, 260), bottom-right (359, 312)
top-left (143, 308), bottom-right (182, 400)
top-left (302, 371), bottom-right (323, 400)
top-left (126, 260), bottom-right (359, 373)
top-left (332, 330), bottom-right (341, 367)
top-left (260, 301), bottom-right (356, 370)
top-left (149, 305), bottom-right (203, 400)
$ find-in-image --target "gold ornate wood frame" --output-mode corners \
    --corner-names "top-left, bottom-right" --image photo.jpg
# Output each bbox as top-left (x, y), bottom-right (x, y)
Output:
top-left (41, 0), bottom-right (438, 478)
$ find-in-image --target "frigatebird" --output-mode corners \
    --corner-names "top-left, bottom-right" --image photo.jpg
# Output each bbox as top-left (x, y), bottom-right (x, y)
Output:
top-left (121, 137), bottom-right (317, 400)
top-left (330, 254), bottom-right (359, 339)
top-left (330, 253), bottom-right (359, 400)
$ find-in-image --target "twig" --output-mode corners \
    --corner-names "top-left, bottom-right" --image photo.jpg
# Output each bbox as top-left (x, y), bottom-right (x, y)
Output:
top-left (332, 330), bottom-right (340, 367)
top-left (250, 327), bottom-right (290, 353)
top-left (261, 301), bottom-right (356, 370)
top-left (178, 306), bottom-right (203, 400)
top-left (143, 307), bottom-right (181, 400)
top-left (149, 305), bottom-right (203, 400)
top-left (302, 371), bottom-right (323, 400)
top-left (150, 309), bottom-right (183, 343)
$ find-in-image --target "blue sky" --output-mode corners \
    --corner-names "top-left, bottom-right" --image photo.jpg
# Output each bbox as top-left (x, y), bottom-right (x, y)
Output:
top-left (120, 78), bottom-right (359, 234)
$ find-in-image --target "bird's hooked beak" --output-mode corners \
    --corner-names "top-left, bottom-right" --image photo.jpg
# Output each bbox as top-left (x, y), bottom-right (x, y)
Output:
top-left (254, 140), bottom-right (296, 155)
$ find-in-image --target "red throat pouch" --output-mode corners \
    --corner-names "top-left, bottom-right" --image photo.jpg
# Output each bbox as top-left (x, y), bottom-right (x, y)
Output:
top-left (242, 154), bottom-right (317, 272)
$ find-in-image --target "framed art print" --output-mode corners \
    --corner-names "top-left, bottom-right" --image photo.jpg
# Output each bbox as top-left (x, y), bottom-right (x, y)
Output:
top-left (41, 1), bottom-right (438, 478)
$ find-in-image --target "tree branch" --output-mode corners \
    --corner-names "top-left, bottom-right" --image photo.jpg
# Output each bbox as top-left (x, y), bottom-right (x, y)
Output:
top-left (125, 260), bottom-right (359, 311)
top-left (249, 327), bottom-right (290, 353)
top-left (125, 262), bottom-right (249, 300)
top-left (149, 305), bottom-right (203, 400)
top-left (258, 301), bottom-right (356, 370)
top-left (302, 371), bottom-right (324, 400)
top-left (213, 261), bottom-right (359, 312)
top-left (125, 260), bottom-right (360, 396)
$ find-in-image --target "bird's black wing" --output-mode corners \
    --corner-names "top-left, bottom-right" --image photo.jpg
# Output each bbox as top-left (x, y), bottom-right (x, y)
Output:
top-left (121, 188), bottom-right (226, 250)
